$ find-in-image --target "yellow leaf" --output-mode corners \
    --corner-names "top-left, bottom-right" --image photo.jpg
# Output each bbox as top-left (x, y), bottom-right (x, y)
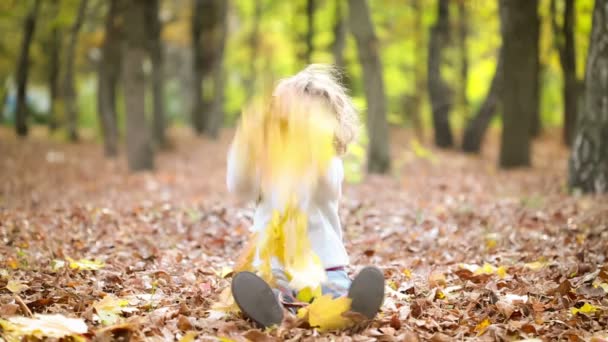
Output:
top-left (7, 257), bottom-right (19, 269)
top-left (598, 283), bottom-right (608, 293)
top-left (475, 318), bottom-right (491, 335)
top-left (571, 303), bottom-right (599, 315)
top-left (67, 257), bottom-right (104, 271)
top-left (403, 268), bottom-right (412, 279)
top-left (524, 261), bottom-right (548, 271)
top-left (387, 280), bottom-right (398, 290)
top-left (496, 266), bottom-right (508, 279)
top-left (219, 337), bottom-right (237, 342)
top-left (6, 280), bottom-right (27, 294)
top-left (0, 314), bottom-right (87, 339)
top-left (297, 286), bottom-right (322, 303)
top-left (305, 294), bottom-right (353, 332)
top-left (93, 294), bottom-right (136, 326)
top-left (179, 331), bottom-right (197, 342)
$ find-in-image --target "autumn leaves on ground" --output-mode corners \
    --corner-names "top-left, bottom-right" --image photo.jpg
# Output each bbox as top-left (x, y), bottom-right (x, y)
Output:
top-left (1, 127), bottom-right (607, 341)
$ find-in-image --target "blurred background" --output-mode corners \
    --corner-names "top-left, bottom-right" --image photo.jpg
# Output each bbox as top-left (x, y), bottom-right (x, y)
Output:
top-left (0, 0), bottom-right (602, 186)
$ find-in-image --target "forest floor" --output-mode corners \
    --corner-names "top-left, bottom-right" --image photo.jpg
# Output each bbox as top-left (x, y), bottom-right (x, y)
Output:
top-left (1, 126), bottom-right (607, 341)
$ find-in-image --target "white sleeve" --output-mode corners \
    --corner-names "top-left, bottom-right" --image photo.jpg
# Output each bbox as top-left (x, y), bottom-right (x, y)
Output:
top-left (226, 141), bottom-right (259, 201)
top-left (316, 158), bottom-right (343, 201)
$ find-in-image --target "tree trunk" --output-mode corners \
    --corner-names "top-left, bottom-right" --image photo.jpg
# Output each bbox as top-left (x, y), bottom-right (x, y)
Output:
top-left (427, 0), bottom-right (454, 148)
top-left (123, 0), bottom-right (154, 171)
top-left (347, 0), bottom-right (390, 174)
top-left (47, 0), bottom-right (62, 132)
top-left (530, 4), bottom-right (542, 138)
top-left (499, 0), bottom-right (538, 168)
top-left (305, 0), bottom-right (315, 64)
top-left (457, 0), bottom-right (469, 114)
top-left (145, 0), bottom-right (166, 148)
top-left (568, 0), bottom-right (608, 193)
top-left (64, 0), bottom-right (89, 142)
top-left (205, 0), bottom-right (227, 139)
top-left (98, 0), bottom-right (123, 157)
top-left (191, 0), bottom-right (205, 134)
top-left (332, 0), bottom-right (346, 71)
top-left (409, 0), bottom-right (424, 139)
top-left (245, 0), bottom-right (261, 102)
top-left (15, 0), bottom-right (41, 137)
top-left (462, 51), bottom-right (503, 153)
top-left (552, 0), bottom-right (578, 146)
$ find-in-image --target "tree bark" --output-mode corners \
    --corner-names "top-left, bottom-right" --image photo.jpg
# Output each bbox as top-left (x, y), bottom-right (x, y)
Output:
top-left (568, 0), bottom-right (608, 193)
top-left (530, 4), bottom-right (542, 138)
top-left (64, 0), bottom-right (89, 142)
top-left (191, 0), bottom-right (205, 134)
top-left (348, 0), bottom-right (390, 174)
top-left (407, 0), bottom-right (424, 139)
top-left (427, 0), bottom-right (454, 148)
top-left (457, 0), bottom-right (469, 114)
top-left (462, 51), bottom-right (503, 153)
top-left (305, 0), bottom-right (315, 64)
top-left (47, 0), bottom-right (62, 132)
top-left (145, 0), bottom-right (166, 148)
top-left (98, 0), bottom-right (123, 157)
top-left (499, 0), bottom-right (538, 168)
top-left (551, 0), bottom-right (578, 146)
top-left (123, 0), bottom-right (154, 171)
top-left (332, 0), bottom-right (346, 71)
top-left (15, 0), bottom-right (41, 137)
top-left (205, 0), bottom-right (228, 139)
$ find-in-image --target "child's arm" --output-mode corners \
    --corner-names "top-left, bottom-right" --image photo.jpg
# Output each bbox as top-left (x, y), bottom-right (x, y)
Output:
top-left (316, 157), bottom-right (344, 201)
top-left (226, 133), bottom-right (260, 201)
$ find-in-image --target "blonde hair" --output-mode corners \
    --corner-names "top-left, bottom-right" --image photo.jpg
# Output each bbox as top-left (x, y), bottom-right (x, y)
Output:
top-left (271, 64), bottom-right (359, 155)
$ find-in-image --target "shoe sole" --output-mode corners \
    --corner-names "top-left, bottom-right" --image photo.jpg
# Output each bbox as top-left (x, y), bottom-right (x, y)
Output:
top-left (348, 266), bottom-right (385, 319)
top-left (231, 271), bottom-right (284, 328)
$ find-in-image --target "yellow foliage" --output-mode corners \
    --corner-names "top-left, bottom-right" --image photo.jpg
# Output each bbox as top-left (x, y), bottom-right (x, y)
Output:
top-left (296, 286), bottom-right (322, 303)
top-left (0, 314), bottom-right (88, 340)
top-left (297, 295), bottom-right (353, 332)
top-left (67, 257), bottom-right (105, 271)
top-left (475, 318), bottom-right (491, 335)
top-left (571, 303), bottom-right (599, 315)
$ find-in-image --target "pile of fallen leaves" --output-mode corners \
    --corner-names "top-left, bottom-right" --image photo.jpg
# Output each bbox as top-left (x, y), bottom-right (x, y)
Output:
top-left (1, 127), bottom-right (607, 341)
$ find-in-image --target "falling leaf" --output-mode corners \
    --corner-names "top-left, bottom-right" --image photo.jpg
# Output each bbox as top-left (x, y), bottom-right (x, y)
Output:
top-left (474, 318), bottom-right (491, 336)
top-left (67, 257), bottom-right (105, 271)
top-left (570, 303), bottom-right (599, 316)
top-left (6, 280), bottom-right (27, 294)
top-left (296, 286), bottom-right (322, 303)
top-left (93, 294), bottom-right (137, 325)
top-left (0, 314), bottom-right (87, 339)
top-left (297, 294), bottom-right (353, 332)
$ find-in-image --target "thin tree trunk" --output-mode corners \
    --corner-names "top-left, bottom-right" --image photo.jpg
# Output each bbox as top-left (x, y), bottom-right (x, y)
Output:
top-left (64, 0), bottom-right (89, 142)
top-left (530, 4), bottom-right (542, 138)
top-left (191, 0), bottom-right (205, 134)
top-left (205, 0), bottom-right (227, 139)
top-left (15, 0), bottom-right (41, 137)
top-left (552, 0), bottom-right (578, 146)
top-left (123, 0), bottom-right (154, 171)
top-left (462, 51), bottom-right (503, 153)
top-left (499, 0), bottom-right (538, 168)
top-left (568, 0), bottom-right (608, 193)
top-left (145, 0), bottom-right (166, 148)
top-left (245, 0), bottom-right (261, 102)
top-left (332, 0), bottom-right (346, 70)
top-left (47, 0), bottom-right (62, 132)
top-left (409, 0), bottom-right (424, 139)
top-left (98, 0), bottom-right (123, 157)
top-left (305, 0), bottom-right (315, 64)
top-left (458, 0), bottom-right (469, 114)
top-left (427, 0), bottom-right (454, 148)
top-left (347, 0), bottom-right (390, 173)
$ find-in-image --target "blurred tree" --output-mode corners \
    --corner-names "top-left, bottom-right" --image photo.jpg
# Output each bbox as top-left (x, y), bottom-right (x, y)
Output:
top-left (15, 0), bottom-right (41, 137)
top-left (123, 0), bottom-right (154, 171)
top-left (191, 0), bottom-right (227, 138)
top-left (348, 0), bottom-right (390, 173)
top-left (569, 0), bottom-right (608, 193)
top-left (457, 0), bottom-right (469, 115)
top-left (98, 0), bottom-right (123, 157)
top-left (427, 0), bottom-right (454, 148)
top-left (462, 50), bottom-right (503, 153)
top-left (64, 0), bottom-right (88, 142)
top-left (551, 0), bottom-right (578, 146)
top-left (144, 0), bottom-right (166, 148)
top-left (529, 4), bottom-right (541, 138)
top-left (45, 0), bottom-right (62, 131)
top-left (245, 0), bottom-right (261, 103)
top-left (499, 0), bottom-right (538, 168)
top-left (305, 0), bottom-right (315, 64)
top-left (331, 0), bottom-right (346, 72)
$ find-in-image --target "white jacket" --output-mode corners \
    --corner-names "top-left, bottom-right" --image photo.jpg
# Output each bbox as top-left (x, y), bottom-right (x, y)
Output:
top-left (226, 143), bottom-right (349, 269)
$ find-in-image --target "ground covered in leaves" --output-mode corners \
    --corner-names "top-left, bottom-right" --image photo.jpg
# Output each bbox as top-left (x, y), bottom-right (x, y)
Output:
top-left (1, 127), bottom-right (607, 341)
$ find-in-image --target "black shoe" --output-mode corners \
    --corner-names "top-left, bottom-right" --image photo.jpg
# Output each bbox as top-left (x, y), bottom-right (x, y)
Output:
top-left (231, 271), bottom-right (284, 328)
top-left (348, 266), bottom-right (385, 319)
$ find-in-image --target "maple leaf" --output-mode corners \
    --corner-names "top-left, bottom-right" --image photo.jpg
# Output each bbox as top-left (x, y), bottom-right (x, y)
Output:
top-left (0, 314), bottom-right (87, 339)
top-left (67, 257), bottom-right (105, 271)
top-left (297, 294), bottom-right (353, 332)
top-left (570, 303), bottom-right (599, 316)
top-left (93, 294), bottom-right (137, 325)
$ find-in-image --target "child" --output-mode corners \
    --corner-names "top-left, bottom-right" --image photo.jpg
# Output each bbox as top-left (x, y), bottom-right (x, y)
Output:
top-left (227, 65), bottom-right (384, 328)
